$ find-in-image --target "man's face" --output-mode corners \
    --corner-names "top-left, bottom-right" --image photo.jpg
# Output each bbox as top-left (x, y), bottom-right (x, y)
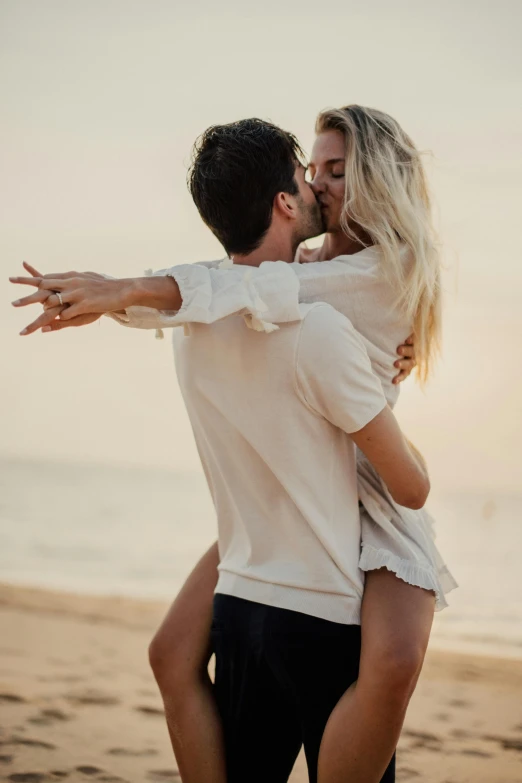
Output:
top-left (292, 164), bottom-right (325, 245)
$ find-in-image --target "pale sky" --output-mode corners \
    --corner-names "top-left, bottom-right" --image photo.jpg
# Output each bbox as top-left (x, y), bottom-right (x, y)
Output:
top-left (1, 0), bottom-right (521, 491)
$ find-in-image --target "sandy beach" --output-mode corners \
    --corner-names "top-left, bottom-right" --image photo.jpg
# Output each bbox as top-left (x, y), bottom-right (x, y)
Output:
top-left (1, 583), bottom-right (521, 783)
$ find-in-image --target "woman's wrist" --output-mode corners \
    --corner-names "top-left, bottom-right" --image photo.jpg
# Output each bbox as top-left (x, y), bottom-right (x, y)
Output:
top-left (126, 275), bottom-right (182, 312)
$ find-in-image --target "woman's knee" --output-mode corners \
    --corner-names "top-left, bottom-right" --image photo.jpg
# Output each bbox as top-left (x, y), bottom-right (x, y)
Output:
top-left (369, 636), bottom-right (426, 701)
top-left (149, 627), bottom-right (177, 682)
top-left (149, 614), bottom-right (212, 691)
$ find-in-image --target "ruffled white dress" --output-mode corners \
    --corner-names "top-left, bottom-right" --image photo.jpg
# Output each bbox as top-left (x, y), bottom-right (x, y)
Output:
top-left (106, 248), bottom-right (458, 610)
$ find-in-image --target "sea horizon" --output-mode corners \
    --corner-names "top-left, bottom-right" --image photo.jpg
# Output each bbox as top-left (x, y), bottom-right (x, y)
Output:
top-left (2, 453), bottom-right (521, 662)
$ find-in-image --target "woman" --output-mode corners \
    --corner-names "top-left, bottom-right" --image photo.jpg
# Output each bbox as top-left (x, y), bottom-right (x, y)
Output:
top-left (121, 106), bottom-right (457, 783)
top-left (12, 106), bottom-right (457, 782)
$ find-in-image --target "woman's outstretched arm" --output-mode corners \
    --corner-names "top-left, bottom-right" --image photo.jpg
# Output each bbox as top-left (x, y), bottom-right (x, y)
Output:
top-left (10, 259), bottom-right (301, 336)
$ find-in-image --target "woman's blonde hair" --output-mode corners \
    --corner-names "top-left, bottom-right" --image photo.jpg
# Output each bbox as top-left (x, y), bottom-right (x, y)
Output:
top-left (315, 105), bottom-right (441, 382)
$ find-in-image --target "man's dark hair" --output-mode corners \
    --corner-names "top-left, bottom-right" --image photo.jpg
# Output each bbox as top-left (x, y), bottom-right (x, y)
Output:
top-left (188, 118), bottom-right (305, 255)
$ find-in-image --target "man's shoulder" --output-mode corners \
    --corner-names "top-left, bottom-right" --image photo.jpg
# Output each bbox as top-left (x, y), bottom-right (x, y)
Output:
top-left (194, 258), bottom-right (228, 270)
top-left (296, 302), bottom-right (367, 369)
top-left (299, 301), bottom-right (355, 335)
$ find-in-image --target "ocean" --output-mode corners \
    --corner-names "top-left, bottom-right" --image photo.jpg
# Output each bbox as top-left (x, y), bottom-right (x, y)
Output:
top-left (1, 455), bottom-right (521, 660)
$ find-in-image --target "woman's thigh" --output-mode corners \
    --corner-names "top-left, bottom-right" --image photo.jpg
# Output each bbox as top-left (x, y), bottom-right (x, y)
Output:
top-left (358, 568), bottom-right (435, 691)
top-left (151, 540), bottom-right (220, 675)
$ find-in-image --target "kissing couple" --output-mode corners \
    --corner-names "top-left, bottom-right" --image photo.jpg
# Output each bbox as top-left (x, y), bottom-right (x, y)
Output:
top-left (11, 104), bottom-right (457, 783)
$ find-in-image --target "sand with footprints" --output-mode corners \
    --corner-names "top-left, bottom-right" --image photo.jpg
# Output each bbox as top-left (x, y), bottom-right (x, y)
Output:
top-left (1, 583), bottom-right (522, 783)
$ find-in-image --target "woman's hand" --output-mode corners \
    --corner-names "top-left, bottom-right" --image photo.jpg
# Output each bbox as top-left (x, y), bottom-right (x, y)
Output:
top-left (10, 261), bottom-right (130, 335)
top-left (393, 335), bottom-right (416, 384)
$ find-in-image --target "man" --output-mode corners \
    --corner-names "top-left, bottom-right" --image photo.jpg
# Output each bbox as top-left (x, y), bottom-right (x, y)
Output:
top-left (10, 119), bottom-right (425, 782)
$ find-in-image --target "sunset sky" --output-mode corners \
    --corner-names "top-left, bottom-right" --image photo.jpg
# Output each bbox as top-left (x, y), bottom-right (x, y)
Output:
top-left (2, 0), bottom-right (521, 492)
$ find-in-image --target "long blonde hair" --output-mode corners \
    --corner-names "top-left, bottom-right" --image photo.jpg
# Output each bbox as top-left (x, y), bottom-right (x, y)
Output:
top-left (316, 105), bottom-right (441, 382)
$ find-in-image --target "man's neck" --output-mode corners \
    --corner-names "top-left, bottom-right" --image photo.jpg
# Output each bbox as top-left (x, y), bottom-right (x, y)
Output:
top-left (231, 235), bottom-right (295, 267)
top-left (317, 227), bottom-right (373, 261)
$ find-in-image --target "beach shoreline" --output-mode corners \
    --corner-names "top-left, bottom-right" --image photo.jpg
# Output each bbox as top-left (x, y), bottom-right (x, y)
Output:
top-left (1, 582), bottom-right (521, 782)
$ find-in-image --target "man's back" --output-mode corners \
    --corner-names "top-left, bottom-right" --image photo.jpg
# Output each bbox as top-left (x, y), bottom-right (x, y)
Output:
top-left (174, 302), bottom-right (386, 625)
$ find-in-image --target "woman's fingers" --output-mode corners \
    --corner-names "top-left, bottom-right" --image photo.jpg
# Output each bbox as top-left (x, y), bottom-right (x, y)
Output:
top-left (42, 294), bottom-right (65, 310)
top-left (393, 335), bottom-right (417, 384)
top-left (22, 263), bottom-right (103, 282)
top-left (397, 334), bottom-right (416, 360)
top-left (22, 261), bottom-right (44, 277)
top-left (42, 313), bottom-right (102, 332)
top-left (12, 289), bottom-right (53, 308)
top-left (22, 261), bottom-right (82, 279)
top-left (397, 343), bottom-right (415, 359)
top-left (57, 299), bottom-right (88, 320)
top-left (9, 275), bottom-right (43, 288)
top-left (393, 370), bottom-right (408, 384)
top-left (392, 357), bottom-right (416, 384)
top-left (394, 358), bottom-right (415, 371)
top-left (19, 306), bottom-right (64, 336)
top-left (12, 276), bottom-right (70, 289)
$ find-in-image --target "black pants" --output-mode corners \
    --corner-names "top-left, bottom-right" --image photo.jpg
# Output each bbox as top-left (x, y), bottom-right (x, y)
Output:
top-left (211, 594), bottom-right (396, 783)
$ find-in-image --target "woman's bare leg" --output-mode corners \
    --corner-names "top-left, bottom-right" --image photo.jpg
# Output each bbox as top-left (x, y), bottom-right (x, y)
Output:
top-left (148, 541), bottom-right (226, 783)
top-left (317, 568), bottom-right (435, 783)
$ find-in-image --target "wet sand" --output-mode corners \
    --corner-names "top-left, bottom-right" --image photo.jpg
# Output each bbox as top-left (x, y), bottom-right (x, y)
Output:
top-left (1, 583), bottom-right (521, 782)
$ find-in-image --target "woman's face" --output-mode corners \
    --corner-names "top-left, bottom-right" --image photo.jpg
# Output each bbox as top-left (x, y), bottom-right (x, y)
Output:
top-left (307, 130), bottom-right (346, 233)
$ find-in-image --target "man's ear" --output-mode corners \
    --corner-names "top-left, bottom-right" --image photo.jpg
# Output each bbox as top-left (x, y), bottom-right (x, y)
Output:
top-left (273, 191), bottom-right (298, 221)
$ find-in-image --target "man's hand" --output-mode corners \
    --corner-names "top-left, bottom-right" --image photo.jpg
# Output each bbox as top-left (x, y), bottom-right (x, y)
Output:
top-left (10, 261), bottom-right (133, 335)
top-left (392, 335), bottom-right (416, 384)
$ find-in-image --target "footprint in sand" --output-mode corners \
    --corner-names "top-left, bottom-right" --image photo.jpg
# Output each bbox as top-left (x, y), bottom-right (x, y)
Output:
top-left (459, 749), bottom-right (492, 758)
top-left (8, 775), bottom-right (52, 782)
top-left (500, 738), bottom-right (522, 752)
top-left (134, 706), bottom-right (165, 717)
top-left (65, 690), bottom-right (120, 707)
top-left (480, 733), bottom-right (522, 751)
top-left (29, 709), bottom-right (72, 727)
top-left (3, 736), bottom-right (56, 751)
top-left (403, 730), bottom-right (443, 753)
top-left (75, 766), bottom-right (103, 776)
top-left (451, 728), bottom-right (471, 739)
top-left (107, 748), bottom-right (157, 757)
top-left (147, 771), bottom-right (181, 780)
top-left (0, 693), bottom-right (26, 704)
top-left (0, 754), bottom-right (14, 763)
top-left (403, 730), bottom-right (441, 744)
